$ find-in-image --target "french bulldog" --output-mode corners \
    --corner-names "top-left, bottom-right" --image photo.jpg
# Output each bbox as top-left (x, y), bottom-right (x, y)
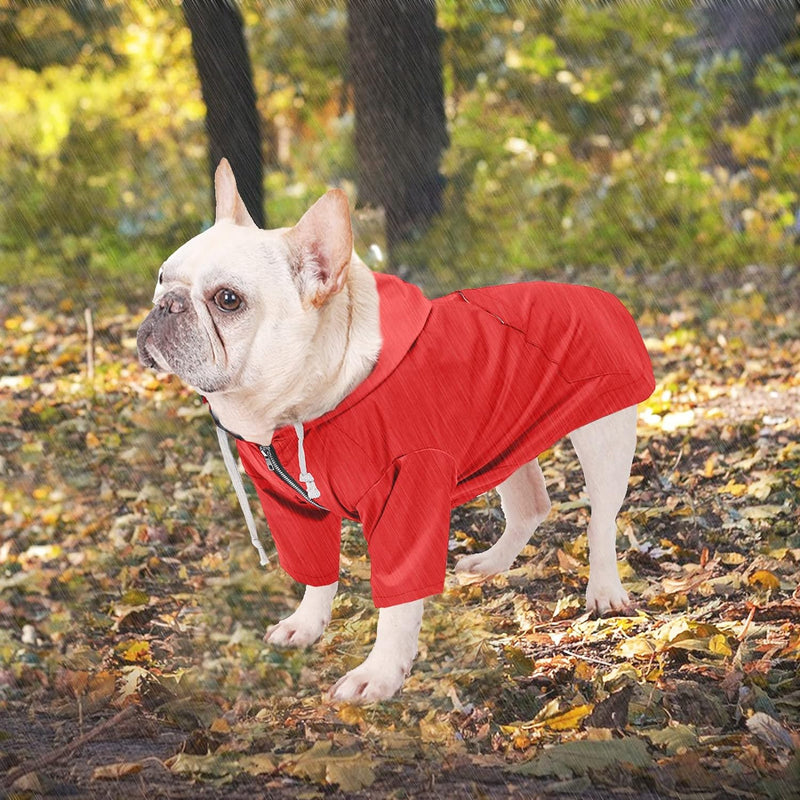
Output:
top-left (137, 159), bottom-right (654, 703)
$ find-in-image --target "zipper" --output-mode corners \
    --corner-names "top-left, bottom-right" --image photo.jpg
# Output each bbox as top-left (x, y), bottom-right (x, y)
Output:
top-left (260, 444), bottom-right (329, 511)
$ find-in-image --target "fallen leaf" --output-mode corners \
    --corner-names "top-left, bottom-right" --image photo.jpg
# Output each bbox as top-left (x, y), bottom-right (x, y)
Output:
top-left (325, 752), bottom-right (376, 793)
top-left (749, 569), bottom-right (781, 590)
top-left (540, 703), bottom-right (593, 731)
top-left (721, 480), bottom-right (748, 497)
top-left (337, 704), bottom-right (365, 726)
top-left (510, 737), bottom-right (652, 779)
top-left (166, 752), bottom-right (235, 779)
top-left (238, 753), bottom-right (277, 776)
top-left (282, 740), bottom-right (332, 783)
top-left (92, 762), bottom-right (143, 780)
top-left (746, 712), bottom-right (795, 756)
top-left (646, 723), bottom-right (698, 755)
top-left (119, 640), bottom-right (151, 663)
top-left (419, 711), bottom-right (454, 743)
top-left (740, 505), bottom-right (785, 521)
top-left (585, 686), bottom-right (633, 729)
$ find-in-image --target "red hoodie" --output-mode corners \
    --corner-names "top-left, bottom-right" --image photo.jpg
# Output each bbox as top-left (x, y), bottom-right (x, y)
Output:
top-left (236, 273), bottom-right (655, 607)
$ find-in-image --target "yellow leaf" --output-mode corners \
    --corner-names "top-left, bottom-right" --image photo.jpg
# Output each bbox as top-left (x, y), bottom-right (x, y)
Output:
top-left (85, 431), bottom-right (101, 449)
top-left (121, 640), bottom-right (151, 663)
top-left (617, 635), bottom-right (656, 659)
top-left (543, 703), bottom-right (594, 731)
top-left (748, 570), bottom-right (780, 590)
top-left (708, 634), bottom-right (732, 656)
top-left (337, 704), bottom-right (365, 726)
top-left (721, 479), bottom-right (748, 497)
top-left (574, 660), bottom-right (595, 681)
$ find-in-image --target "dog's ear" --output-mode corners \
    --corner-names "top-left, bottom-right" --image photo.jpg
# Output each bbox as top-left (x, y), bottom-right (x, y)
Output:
top-left (214, 158), bottom-right (258, 228)
top-left (286, 189), bottom-right (353, 309)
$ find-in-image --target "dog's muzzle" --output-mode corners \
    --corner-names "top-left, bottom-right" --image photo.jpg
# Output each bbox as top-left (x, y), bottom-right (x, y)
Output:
top-left (136, 290), bottom-right (188, 369)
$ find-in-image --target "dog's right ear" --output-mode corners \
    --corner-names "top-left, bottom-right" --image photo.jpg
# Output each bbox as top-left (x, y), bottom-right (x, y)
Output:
top-left (286, 190), bottom-right (353, 309)
top-left (214, 158), bottom-right (258, 228)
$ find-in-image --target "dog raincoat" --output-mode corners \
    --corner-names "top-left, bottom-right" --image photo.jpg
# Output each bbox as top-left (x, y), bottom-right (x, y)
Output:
top-left (234, 273), bottom-right (655, 607)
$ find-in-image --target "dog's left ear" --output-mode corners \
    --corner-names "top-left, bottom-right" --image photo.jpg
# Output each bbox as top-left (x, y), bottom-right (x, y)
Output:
top-left (214, 158), bottom-right (258, 228)
top-left (286, 189), bottom-right (353, 309)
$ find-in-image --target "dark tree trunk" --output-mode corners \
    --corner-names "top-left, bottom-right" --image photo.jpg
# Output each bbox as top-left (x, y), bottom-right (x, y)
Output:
top-left (702, 0), bottom-right (798, 122)
top-left (347, 0), bottom-right (448, 254)
top-left (183, 0), bottom-right (265, 227)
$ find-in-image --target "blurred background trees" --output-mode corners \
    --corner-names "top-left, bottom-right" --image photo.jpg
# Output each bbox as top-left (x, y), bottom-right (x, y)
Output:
top-left (0, 0), bottom-right (797, 302)
top-left (183, 0), bottom-right (265, 227)
top-left (348, 0), bottom-right (447, 255)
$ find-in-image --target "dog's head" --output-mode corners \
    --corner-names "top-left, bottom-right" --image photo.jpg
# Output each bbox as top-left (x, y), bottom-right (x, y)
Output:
top-left (136, 159), bottom-right (353, 395)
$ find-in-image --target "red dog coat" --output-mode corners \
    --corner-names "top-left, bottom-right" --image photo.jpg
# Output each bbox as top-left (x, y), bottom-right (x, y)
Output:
top-left (236, 274), bottom-right (655, 607)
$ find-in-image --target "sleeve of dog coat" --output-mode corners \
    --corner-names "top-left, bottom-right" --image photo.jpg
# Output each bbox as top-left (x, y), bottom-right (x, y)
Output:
top-left (356, 449), bottom-right (457, 608)
top-left (252, 485), bottom-right (342, 587)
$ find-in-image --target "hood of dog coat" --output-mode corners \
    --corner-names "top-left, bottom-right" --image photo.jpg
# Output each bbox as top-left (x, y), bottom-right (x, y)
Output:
top-left (304, 272), bottom-right (433, 424)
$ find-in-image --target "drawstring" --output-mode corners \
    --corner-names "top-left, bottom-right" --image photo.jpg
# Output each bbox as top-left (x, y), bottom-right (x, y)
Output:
top-left (209, 401), bottom-right (321, 566)
top-left (215, 425), bottom-right (269, 566)
top-left (293, 423), bottom-right (321, 499)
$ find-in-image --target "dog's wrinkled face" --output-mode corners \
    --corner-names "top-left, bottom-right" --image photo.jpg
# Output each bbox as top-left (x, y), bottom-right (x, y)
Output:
top-left (136, 222), bottom-right (297, 393)
top-left (136, 159), bottom-right (353, 397)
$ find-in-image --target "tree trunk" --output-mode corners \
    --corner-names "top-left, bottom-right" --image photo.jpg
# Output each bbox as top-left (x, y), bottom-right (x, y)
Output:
top-left (702, 0), bottom-right (798, 122)
top-left (183, 0), bottom-right (265, 227)
top-left (347, 0), bottom-right (448, 254)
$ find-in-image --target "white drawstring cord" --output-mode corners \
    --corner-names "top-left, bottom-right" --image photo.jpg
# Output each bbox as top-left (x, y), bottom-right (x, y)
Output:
top-left (215, 425), bottom-right (269, 566)
top-left (293, 423), bottom-right (321, 499)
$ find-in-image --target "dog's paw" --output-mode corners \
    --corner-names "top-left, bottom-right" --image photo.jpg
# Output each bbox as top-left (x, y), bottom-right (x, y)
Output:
top-left (454, 548), bottom-right (514, 578)
top-left (585, 574), bottom-right (631, 616)
top-left (328, 661), bottom-right (406, 704)
top-left (265, 611), bottom-right (327, 648)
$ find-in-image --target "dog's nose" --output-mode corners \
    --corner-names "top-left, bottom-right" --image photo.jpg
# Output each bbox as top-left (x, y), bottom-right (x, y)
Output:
top-left (158, 291), bottom-right (187, 314)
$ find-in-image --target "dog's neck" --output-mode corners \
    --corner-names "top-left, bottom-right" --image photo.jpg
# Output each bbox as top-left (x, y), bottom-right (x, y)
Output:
top-left (204, 257), bottom-right (381, 445)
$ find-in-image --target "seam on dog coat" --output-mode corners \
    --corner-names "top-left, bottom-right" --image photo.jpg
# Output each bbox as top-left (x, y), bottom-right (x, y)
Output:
top-left (237, 273), bottom-right (655, 607)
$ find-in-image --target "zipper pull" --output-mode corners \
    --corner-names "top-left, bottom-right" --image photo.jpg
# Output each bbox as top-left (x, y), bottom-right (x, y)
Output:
top-left (260, 445), bottom-right (276, 471)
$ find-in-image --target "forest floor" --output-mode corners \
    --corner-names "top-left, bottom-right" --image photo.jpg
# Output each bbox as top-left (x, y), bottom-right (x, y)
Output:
top-left (0, 268), bottom-right (798, 799)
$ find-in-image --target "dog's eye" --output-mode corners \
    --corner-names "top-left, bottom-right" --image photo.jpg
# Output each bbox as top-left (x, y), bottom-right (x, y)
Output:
top-left (214, 288), bottom-right (242, 312)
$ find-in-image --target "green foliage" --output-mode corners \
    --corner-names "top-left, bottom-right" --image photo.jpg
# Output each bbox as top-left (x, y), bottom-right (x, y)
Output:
top-left (0, 0), bottom-right (207, 300)
top-left (0, 0), bottom-right (797, 300)
top-left (410, 2), bottom-right (800, 289)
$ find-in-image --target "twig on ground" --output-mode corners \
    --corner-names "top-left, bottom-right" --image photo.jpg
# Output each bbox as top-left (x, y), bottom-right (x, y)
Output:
top-left (3, 705), bottom-right (138, 789)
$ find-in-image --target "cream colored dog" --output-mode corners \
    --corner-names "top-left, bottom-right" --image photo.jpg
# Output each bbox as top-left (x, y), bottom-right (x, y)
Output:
top-left (137, 160), bottom-right (647, 703)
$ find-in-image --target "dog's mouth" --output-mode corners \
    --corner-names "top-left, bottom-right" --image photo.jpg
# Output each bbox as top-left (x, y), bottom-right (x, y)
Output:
top-left (138, 343), bottom-right (160, 370)
top-left (136, 330), bottom-right (171, 373)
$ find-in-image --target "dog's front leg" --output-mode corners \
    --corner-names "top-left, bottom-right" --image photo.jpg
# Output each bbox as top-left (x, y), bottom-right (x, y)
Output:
top-left (329, 599), bottom-right (423, 703)
top-left (266, 581), bottom-right (338, 648)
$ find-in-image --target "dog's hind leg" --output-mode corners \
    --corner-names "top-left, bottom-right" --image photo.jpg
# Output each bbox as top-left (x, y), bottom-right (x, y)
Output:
top-left (455, 458), bottom-right (551, 577)
top-left (569, 405), bottom-right (637, 615)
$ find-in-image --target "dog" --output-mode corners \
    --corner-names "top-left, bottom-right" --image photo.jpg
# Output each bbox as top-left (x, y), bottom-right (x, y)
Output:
top-left (137, 159), bottom-right (655, 703)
